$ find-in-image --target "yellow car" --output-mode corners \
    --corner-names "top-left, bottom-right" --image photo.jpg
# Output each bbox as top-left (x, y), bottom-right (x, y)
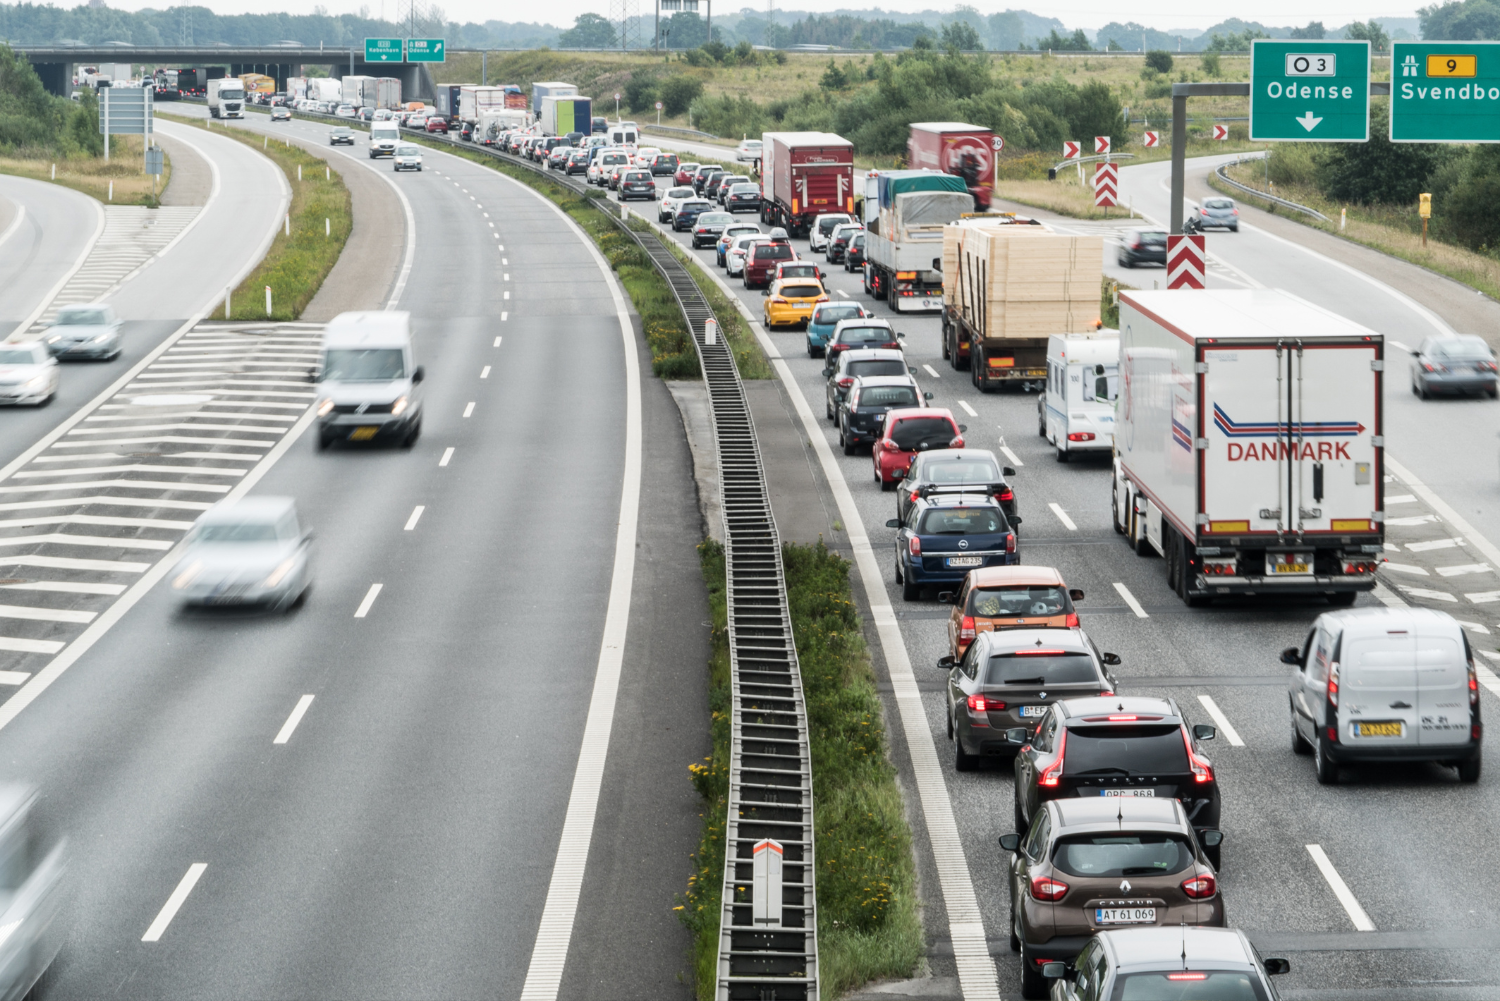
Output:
top-left (762, 278), bottom-right (829, 329)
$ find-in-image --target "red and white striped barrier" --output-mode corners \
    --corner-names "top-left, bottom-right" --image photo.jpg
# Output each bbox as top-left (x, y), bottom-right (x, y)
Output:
top-left (1167, 234), bottom-right (1206, 289)
top-left (1093, 162), bottom-right (1118, 207)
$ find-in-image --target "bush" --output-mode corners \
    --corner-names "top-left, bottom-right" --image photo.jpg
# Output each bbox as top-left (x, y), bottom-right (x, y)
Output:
top-left (658, 74), bottom-right (704, 116)
top-left (1266, 143), bottom-right (1324, 187)
top-left (1144, 50), bottom-right (1174, 73)
top-left (1200, 51), bottom-right (1222, 77)
top-left (1315, 103), bottom-right (1451, 205)
top-left (689, 93), bottom-right (769, 138)
top-left (1432, 145), bottom-right (1500, 252)
top-left (624, 73), bottom-right (659, 114)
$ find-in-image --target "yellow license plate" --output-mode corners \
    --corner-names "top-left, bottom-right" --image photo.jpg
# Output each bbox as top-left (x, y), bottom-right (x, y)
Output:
top-left (349, 427), bottom-right (379, 441)
top-left (1355, 721), bottom-right (1403, 738)
top-left (1271, 562), bottom-right (1309, 574)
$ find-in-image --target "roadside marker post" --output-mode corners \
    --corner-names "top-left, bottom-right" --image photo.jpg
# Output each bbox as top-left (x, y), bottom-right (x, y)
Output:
top-left (1420, 192), bottom-right (1431, 246)
top-left (1093, 162), bottom-right (1118, 209)
top-left (1063, 140), bottom-right (1081, 185)
top-left (1167, 235), bottom-right (1206, 289)
top-left (1095, 135), bottom-right (1111, 155)
top-left (752, 839), bottom-right (784, 927)
top-left (992, 133), bottom-right (1004, 190)
top-left (1212, 124), bottom-right (1229, 140)
top-left (1143, 131), bottom-right (1160, 148)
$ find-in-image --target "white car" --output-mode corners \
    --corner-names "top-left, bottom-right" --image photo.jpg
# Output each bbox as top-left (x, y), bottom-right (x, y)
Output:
top-left (589, 150), bottom-right (630, 185)
top-left (726, 233), bottom-right (761, 278)
top-left (45, 302), bottom-right (122, 360)
top-left (170, 496), bottom-right (311, 611)
top-left (736, 139), bottom-right (763, 162)
top-left (394, 144), bottom-right (423, 172)
top-left (634, 146), bottom-right (661, 167)
top-left (406, 114), bottom-right (429, 129)
top-left (334, 104), bottom-right (356, 118)
top-left (657, 185), bottom-right (699, 224)
top-left (809, 212), bottom-right (853, 252)
top-left (0, 341), bottom-right (59, 406)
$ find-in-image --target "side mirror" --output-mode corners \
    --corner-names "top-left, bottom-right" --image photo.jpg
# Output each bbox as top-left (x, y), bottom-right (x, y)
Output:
top-left (998, 833), bottom-right (1021, 852)
top-left (1042, 962), bottom-right (1067, 980)
top-left (1003, 466), bottom-right (1017, 477)
top-left (885, 518), bottom-right (902, 528)
top-left (1005, 727), bottom-right (1028, 745)
top-left (909, 366), bottom-right (918, 374)
top-left (412, 365), bottom-right (425, 384)
top-left (1280, 646), bottom-right (1301, 665)
top-left (897, 332), bottom-right (906, 339)
top-left (1069, 588), bottom-right (1085, 601)
top-left (923, 392), bottom-right (934, 401)
top-left (958, 424), bottom-right (968, 433)
top-left (1010, 516), bottom-right (1022, 526)
top-left (1200, 829), bottom-right (1224, 848)
top-left (1193, 723), bottom-right (1217, 741)
top-left (892, 468), bottom-right (906, 480)
top-left (822, 366), bottom-right (834, 377)
top-left (937, 591), bottom-right (959, 604)
top-left (937, 655), bottom-right (955, 670)
top-left (1263, 958), bottom-right (1291, 976)
top-left (1101, 652), bottom-right (1121, 666)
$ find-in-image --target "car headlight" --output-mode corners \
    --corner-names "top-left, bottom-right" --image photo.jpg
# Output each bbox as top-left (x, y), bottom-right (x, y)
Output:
top-left (92, 331), bottom-right (114, 342)
top-left (172, 561), bottom-right (203, 589)
top-left (262, 556), bottom-right (297, 588)
top-left (45, 334), bottom-right (60, 344)
top-left (21, 374), bottom-right (47, 390)
top-left (391, 396), bottom-right (408, 416)
top-left (317, 398), bottom-right (334, 417)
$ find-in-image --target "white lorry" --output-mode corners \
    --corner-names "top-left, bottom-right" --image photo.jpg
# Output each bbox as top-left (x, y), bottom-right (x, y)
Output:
top-left (1042, 332), bottom-right (1119, 461)
top-left (1111, 289), bottom-right (1385, 607)
top-left (207, 78), bottom-right (245, 119)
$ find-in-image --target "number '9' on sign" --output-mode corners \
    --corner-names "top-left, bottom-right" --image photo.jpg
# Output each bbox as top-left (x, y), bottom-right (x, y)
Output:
top-left (1428, 54), bottom-right (1477, 77)
top-left (1285, 53), bottom-right (1336, 76)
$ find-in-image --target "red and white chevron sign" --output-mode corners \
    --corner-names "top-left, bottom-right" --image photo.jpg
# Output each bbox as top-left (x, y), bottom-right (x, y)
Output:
top-left (1095, 135), bottom-right (1111, 155)
top-left (1093, 162), bottom-right (1118, 207)
top-left (1143, 131), bottom-right (1160, 148)
top-left (1212, 124), bottom-right (1228, 141)
top-left (1167, 235), bottom-right (1206, 289)
top-left (1062, 140), bottom-right (1080, 159)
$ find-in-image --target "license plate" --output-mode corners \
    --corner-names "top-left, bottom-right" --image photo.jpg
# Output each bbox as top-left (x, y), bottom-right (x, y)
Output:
top-left (1354, 720), bottom-right (1404, 738)
top-left (1100, 788), bottom-right (1155, 797)
top-left (349, 426), bottom-right (379, 441)
top-left (1095, 907), bottom-right (1156, 925)
top-left (1020, 705), bottom-right (1047, 718)
top-left (1269, 556), bottom-right (1312, 575)
top-left (946, 556), bottom-right (983, 567)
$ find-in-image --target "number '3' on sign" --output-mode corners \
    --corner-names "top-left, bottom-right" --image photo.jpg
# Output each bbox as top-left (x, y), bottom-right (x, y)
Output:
top-left (1285, 53), bottom-right (1335, 76)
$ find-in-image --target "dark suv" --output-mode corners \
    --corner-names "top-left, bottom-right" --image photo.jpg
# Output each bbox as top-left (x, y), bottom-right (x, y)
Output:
top-left (837, 375), bottom-right (930, 454)
top-left (1011, 696), bottom-right (1222, 868)
top-left (743, 238), bottom-right (795, 288)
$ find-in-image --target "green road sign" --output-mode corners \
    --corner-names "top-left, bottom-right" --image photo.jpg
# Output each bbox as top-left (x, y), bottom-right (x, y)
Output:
top-left (364, 38), bottom-right (403, 62)
top-left (405, 38), bottom-right (445, 63)
top-left (1391, 41), bottom-right (1500, 143)
top-left (1249, 39), bottom-right (1370, 142)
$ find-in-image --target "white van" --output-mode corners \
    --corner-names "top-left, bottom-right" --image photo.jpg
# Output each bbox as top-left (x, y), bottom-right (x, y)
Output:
top-left (607, 123), bottom-right (639, 146)
top-left (314, 311), bottom-right (424, 449)
top-left (1041, 332), bottom-right (1119, 462)
top-left (369, 122), bottom-right (400, 158)
top-left (1284, 607), bottom-right (1481, 784)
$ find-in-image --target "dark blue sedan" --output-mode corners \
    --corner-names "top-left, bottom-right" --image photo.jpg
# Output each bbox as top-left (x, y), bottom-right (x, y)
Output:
top-left (888, 495), bottom-right (1019, 601)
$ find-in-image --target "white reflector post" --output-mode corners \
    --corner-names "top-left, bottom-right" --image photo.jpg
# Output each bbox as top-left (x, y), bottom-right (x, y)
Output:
top-left (752, 838), bottom-right (783, 927)
top-left (705, 319), bottom-right (718, 345)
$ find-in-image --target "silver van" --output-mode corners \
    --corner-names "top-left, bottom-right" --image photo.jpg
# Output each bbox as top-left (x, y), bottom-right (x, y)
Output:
top-left (313, 311), bottom-right (424, 449)
top-left (1284, 607), bottom-right (1481, 784)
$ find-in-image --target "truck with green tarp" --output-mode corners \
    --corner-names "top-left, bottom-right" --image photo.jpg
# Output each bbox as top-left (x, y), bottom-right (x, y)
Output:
top-left (858, 169), bottom-right (974, 313)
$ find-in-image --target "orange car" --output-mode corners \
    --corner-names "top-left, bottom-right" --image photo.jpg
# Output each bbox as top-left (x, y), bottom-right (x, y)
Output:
top-left (940, 566), bottom-right (1084, 659)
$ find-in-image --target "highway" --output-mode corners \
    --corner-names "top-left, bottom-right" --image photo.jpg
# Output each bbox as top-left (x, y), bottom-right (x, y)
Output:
top-left (2, 110), bottom-right (704, 998)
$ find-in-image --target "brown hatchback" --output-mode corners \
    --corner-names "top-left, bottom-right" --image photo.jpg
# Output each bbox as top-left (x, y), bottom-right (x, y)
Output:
top-left (1000, 797), bottom-right (1226, 1000)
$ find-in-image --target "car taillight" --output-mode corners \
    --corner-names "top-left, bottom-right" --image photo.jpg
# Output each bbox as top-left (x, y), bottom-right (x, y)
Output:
top-left (1030, 875), bottom-right (1069, 901)
top-left (1341, 560), bottom-right (1376, 574)
top-left (882, 341), bottom-right (901, 350)
top-left (769, 296), bottom-right (787, 304)
top-left (883, 439), bottom-right (897, 450)
top-left (1182, 727), bottom-right (1214, 784)
top-left (817, 295), bottom-right (829, 302)
top-left (1327, 661), bottom-right (1341, 707)
top-left (1067, 432), bottom-right (1095, 442)
top-left (997, 489), bottom-right (1014, 502)
top-left (1232, 209), bottom-right (1240, 215)
top-left (908, 535), bottom-right (921, 556)
top-left (1065, 612), bottom-right (1078, 627)
top-left (951, 436), bottom-right (965, 448)
top-left (967, 693), bottom-right (1003, 712)
top-left (1181, 873), bottom-right (1217, 899)
top-left (837, 377), bottom-right (854, 388)
top-left (959, 616), bottom-right (976, 642)
top-left (1470, 661), bottom-right (1480, 707)
top-left (1038, 729), bottom-right (1067, 787)
top-left (1006, 533), bottom-right (1016, 554)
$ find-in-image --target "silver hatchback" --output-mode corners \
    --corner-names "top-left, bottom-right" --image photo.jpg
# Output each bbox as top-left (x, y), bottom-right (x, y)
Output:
top-left (1411, 334), bottom-right (1498, 399)
top-left (170, 496), bottom-right (312, 611)
top-left (44, 303), bottom-right (122, 360)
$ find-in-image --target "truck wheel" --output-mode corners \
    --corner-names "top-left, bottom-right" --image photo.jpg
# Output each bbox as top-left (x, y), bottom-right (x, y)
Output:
top-left (1112, 482), bottom-right (1126, 534)
top-left (1038, 397), bottom-right (1047, 437)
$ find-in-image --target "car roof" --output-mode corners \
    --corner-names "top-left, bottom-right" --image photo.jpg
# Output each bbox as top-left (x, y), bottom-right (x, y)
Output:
top-left (324, 310), bottom-right (410, 348)
top-left (852, 375), bottom-right (915, 387)
top-left (1100, 927), bottom-right (1255, 970)
top-left (1060, 695), bottom-right (1178, 721)
top-left (977, 627), bottom-right (1088, 655)
top-left (199, 495), bottom-right (296, 524)
top-left (839, 348), bottom-right (905, 364)
top-left (965, 565), bottom-right (1065, 588)
top-left (914, 447), bottom-right (997, 468)
top-left (1318, 605), bottom-right (1461, 637)
top-left (913, 492), bottom-right (1002, 511)
top-left (833, 317), bottom-right (893, 332)
top-left (1051, 796), bottom-right (1186, 830)
top-left (887, 406), bottom-right (954, 420)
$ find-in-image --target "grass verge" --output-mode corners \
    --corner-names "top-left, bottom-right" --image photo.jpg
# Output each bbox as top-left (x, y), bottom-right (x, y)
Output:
top-left (649, 229), bottom-right (774, 380)
top-left (1211, 164), bottom-right (1500, 302)
top-left (0, 135), bottom-right (171, 206)
top-left (997, 176), bottom-right (1148, 222)
top-left (682, 540), bottom-right (923, 999)
top-left (160, 112), bottom-right (351, 320)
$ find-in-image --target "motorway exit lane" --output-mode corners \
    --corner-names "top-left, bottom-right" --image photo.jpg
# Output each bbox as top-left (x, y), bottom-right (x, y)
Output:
top-left (0, 176), bottom-right (101, 337)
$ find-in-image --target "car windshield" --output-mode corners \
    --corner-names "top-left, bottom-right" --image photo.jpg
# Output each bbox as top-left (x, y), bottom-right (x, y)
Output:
top-left (670, 187), bottom-right (696, 198)
top-left (755, 245), bottom-right (793, 260)
top-left (699, 213), bottom-right (732, 226)
top-left (819, 215), bottom-right (851, 233)
top-left (814, 304), bottom-right (864, 325)
top-left (852, 234), bottom-right (865, 246)
top-left (323, 348), bottom-right (406, 381)
top-left (332, 128), bottom-right (351, 135)
top-left (730, 184), bottom-right (758, 194)
top-left (1434, 338), bottom-right (1494, 359)
top-left (846, 359), bottom-right (907, 378)
top-left (1204, 199), bottom-right (1235, 210)
top-left (1051, 834), bottom-right (1194, 878)
top-left (604, 154), bottom-right (627, 164)
top-left (918, 506), bottom-right (1005, 535)
top-left (838, 326), bottom-right (892, 345)
top-left (891, 417), bottom-right (956, 449)
top-left (397, 146), bottom-right (419, 156)
top-left (858, 385), bottom-right (919, 408)
top-left (626, 172), bottom-right (650, 181)
top-left (780, 284), bottom-right (822, 298)
top-left (984, 652), bottom-right (1094, 685)
top-left (1138, 230), bottom-right (1167, 244)
top-left (1066, 725), bottom-right (1190, 775)
top-left (0, 348), bottom-right (39, 365)
top-left (1081, 364), bottom-right (1120, 402)
top-left (924, 457), bottom-right (1000, 483)
top-left (194, 522), bottom-right (280, 543)
top-left (1113, 971), bottom-right (1268, 1001)
top-left (780, 264), bottom-right (819, 278)
top-left (56, 308), bottom-right (109, 325)
top-left (971, 586), bottom-right (1073, 618)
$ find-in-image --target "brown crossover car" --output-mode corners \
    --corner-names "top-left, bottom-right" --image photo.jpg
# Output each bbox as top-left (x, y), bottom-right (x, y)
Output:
top-left (1000, 797), bottom-right (1226, 1000)
top-left (941, 565), bottom-right (1085, 660)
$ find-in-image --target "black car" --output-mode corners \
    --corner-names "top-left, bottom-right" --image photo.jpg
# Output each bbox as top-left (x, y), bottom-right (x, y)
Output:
top-left (826, 224), bottom-right (861, 263)
top-left (844, 232), bottom-right (867, 272)
top-left (1117, 228), bottom-right (1167, 268)
top-left (724, 183), bottom-right (761, 213)
top-left (651, 152), bottom-right (679, 176)
top-left (940, 629), bottom-right (1117, 772)
top-left (1010, 696), bottom-right (1222, 868)
top-left (565, 151), bottom-right (590, 175)
top-left (592, 116), bottom-right (608, 134)
top-left (838, 376), bottom-right (931, 454)
top-left (823, 347), bottom-right (910, 421)
top-left (692, 165), bottom-right (720, 195)
top-left (458, 121), bottom-right (474, 141)
top-left (702, 170), bottom-right (730, 200)
top-left (672, 199), bottom-right (714, 232)
top-left (617, 169), bottom-right (656, 202)
top-left (897, 448), bottom-right (1017, 527)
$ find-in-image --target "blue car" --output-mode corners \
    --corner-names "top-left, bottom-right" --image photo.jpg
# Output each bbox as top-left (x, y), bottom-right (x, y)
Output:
top-left (887, 494), bottom-right (1019, 601)
top-left (805, 300), bottom-right (870, 358)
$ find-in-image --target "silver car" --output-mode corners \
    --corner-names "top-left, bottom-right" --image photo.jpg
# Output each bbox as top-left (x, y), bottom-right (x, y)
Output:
top-left (736, 139), bottom-right (763, 162)
top-left (1411, 334), bottom-right (1498, 399)
top-left (1189, 196), bottom-right (1239, 232)
top-left (0, 785), bottom-right (68, 999)
top-left (44, 303), bottom-right (122, 360)
top-left (170, 496), bottom-right (312, 610)
top-left (0, 342), bottom-right (59, 406)
top-left (726, 233), bottom-right (761, 278)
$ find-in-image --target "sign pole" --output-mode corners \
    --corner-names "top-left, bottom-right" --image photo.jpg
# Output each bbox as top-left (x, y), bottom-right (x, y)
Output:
top-left (1169, 88), bottom-right (1185, 233)
top-left (103, 91), bottom-right (109, 163)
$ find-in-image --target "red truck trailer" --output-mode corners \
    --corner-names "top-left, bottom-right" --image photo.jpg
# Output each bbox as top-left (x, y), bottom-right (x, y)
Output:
top-left (907, 122), bottom-right (995, 212)
top-left (758, 132), bottom-right (855, 238)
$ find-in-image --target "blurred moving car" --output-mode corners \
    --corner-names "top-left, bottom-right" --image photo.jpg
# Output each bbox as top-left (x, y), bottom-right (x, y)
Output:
top-left (942, 566), bottom-right (1082, 659)
top-left (314, 310), bottom-right (424, 448)
top-left (328, 126), bottom-right (355, 146)
top-left (0, 785), bottom-right (68, 999)
top-left (1117, 227), bottom-right (1166, 268)
top-left (0, 341), bottom-right (59, 406)
top-left (805, 300), bottom-right (869, 357)
top-left (44, 303), bottom-right (122, 360)
top-left (393, 144), bottom-right (423, 172)
top-left (1041, 927), bottom-right (1289, 1001)
top-left (270, 105), bottom-right (291, 122)
top-left (1410, 335), bottom-right (1499, 399)
top-left (1187, 196), bottom-right (1238, 232)
top-left (736, 138), bottom-right (763, 162)
top-left (888, 492), bottom-right (1012, 599)
top-left (762, 277), bottom-right (828, 329)
top-left (170, 496), bottom-right (312, 610)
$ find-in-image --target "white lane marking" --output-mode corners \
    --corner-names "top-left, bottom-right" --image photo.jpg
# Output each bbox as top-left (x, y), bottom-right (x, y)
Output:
top-left (503, 257), bottom-right (508, 265)
top-left (504, 273), bottom-right (510, 280)
top-left (439, 447), bottom-right (454, 467)
top-left (1408, 538), bottom-right (1461, 552)
top-left (1305, 845), bottom-right (1376, 932)
top-left (513, 154), bottom-right (643, 1001)
top-left (141, 863), bottom-right (207, 942)
top-left (1385, 493), bottom-right (1417, 504)
top-left (1398, 585), bottom-right (1457, 602)
top-left (504, 291), bottom-right (510, 300)
top-left (481, 365), bottom-right (491, 379)
top-left (836, 289), bottom-right (849, 298)
top-left (353, 583), bottom-right (382, 618)
top-left (273, 694), bottom-right (315, 744)
top-left (0, 604), bottom-right (95, 624)
top-left (1387, 514), bottom-right (1438, 526)
top-left (1195, 695), bottom-right (1245, 747)
top-left (1466, 590), bottom-right (1500, 603)
top-left (1475, 652), bottom-right (1500, 697)
top-left (463, 402), bottom-right (475, 418)
top-left (498, 244), bottom-right (504, 251)
top-left (0, 203), bottom-right (24, 252)
top-left (1113, 582), bottom-right (1149, 618)
top-left (923, 364), bottom-right (941, 378)
top-left (1455, 619), bottom-right (1490, 634)
top-left (0, 637), bottom-right (64, 655)
top-left (1048, 502), bottom-right (1077, 531)
top-left (0, 672), bottom-right (28, 685)
top-left (0, 581), bottom-right (125, 595)
top-left (957, 400), bottom-right (977, 417)
top-left (403, 506), bottom-right (424, 531)
top-left (999, 444), bottom-right (1023, 467)
top-left (1383, 562), bottom-right (1430, 575)
top-left (1372, 582), bottom-right (1408, 608)
top-left (1389, 340), bottom-right (1412, 353)
top-left (1437, 564), bottom-right (1493, 577)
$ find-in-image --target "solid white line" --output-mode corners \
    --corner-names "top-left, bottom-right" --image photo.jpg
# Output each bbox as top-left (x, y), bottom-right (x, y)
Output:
top-left (403, 505), bottom-right (424, 531)
top-left (957, 400), bottom-right (977, 417)
top-left (1113, 582), bottom-right (1149, 618)
top-left (999, 444), bottom-right (1023, 467)
top-left (1306, 844), bottom-right (1376, 932)
top-left (1195, 694), bottom-right (1245, 747)
top-left (1048, 502), bottom-right (1078, 531)
top-left (141, 863), bottom-right (207, 942)
top-left (12, 194), bottom-right (104, 336)
top-left (0, 203), bottom-right (24, 252)
top-left (480, 365), bottom-right (491, 379)
top-left (923, 363), bottom-right (941, 378)
top-left (515, 157), bottom-right (643, 1001)
top-left (463, 402), bottom-right (475, 418)
top-left (439, 447), bottom-right (454, 467)
top-left (273, 694), bottom-right (314, 744)
top-left (353, 583), bottom-right (382, 618)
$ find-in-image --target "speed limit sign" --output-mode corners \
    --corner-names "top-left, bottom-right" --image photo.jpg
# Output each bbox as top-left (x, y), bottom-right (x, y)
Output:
top-left (614, 92), bottom-right (621, 100)
top-left (656, 101), bottom-right (664, 110)
top-left (991, 135), bottom-right (1005, 151)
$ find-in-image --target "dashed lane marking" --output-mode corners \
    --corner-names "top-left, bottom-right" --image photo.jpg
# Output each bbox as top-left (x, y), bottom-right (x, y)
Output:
top-left (1306, 845), bottom-right (1376, 932)
top-left (353, 583), bottom-right (382, 619)
top-left (1196, 694), bottom-right (1245, 747)
top-left (439, 448), bottom-right (454, 468)
top-left (403, 506), bottom-right (424, 531)
top-left (273, 694), bottom-right (314, 744)
top-left (923, 364), bottom-right (941, 378)
top-left (463, 402), bottom-right (475, 418)
top-left (957, 400), bottom-right (977, 417)
top-left (1113, 582), bottom-right (1149, 618)
top-left (142, 863), bottom-right (207, 942)
top-left (481, 366), bottom-right (491, 379)
top-left (1048, 502), bottom-right (1077, 531)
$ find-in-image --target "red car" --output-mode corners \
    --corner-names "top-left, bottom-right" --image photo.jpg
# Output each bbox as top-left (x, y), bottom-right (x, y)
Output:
top-left (425, 117), bottom-right (449, 134)
top-left (873, 408), bottom-right (966, 490)
top-left (674, 162), bottom-right (701, 185)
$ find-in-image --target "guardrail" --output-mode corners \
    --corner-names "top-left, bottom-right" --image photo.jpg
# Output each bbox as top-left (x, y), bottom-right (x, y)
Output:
top-left (642, 123), bottom-right (722, 141)
top-left (1047, 151), bottom-right (1136, 178)
top-left (1212, 154), bottom-right (1329, 222)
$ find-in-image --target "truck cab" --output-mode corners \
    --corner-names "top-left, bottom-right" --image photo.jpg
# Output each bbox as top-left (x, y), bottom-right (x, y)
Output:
top-left (1042, 333), bottom-right (1119, 462)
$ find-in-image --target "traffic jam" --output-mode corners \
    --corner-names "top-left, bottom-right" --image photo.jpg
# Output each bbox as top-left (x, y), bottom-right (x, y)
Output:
top-left (469, 111), bottom-right (1499, 999)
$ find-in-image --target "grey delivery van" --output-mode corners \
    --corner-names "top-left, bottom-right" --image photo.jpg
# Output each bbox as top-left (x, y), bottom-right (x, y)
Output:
top-left (1284, 607), bottom-right (1481, 784)
top-left (314, 311), bottom-right (424, 449)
